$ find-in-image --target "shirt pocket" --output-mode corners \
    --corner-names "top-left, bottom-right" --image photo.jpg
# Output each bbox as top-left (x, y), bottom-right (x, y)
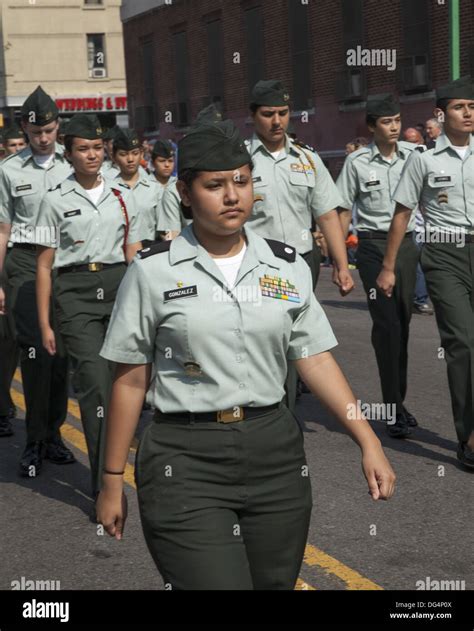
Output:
top-left (60, 209), bottom-right (89, 251)
top-left (11, 180), bottom-right (39, 219)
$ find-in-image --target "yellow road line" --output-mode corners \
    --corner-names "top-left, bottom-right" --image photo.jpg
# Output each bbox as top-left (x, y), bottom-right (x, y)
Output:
top-left (10, 378), bottom-right (383, 591)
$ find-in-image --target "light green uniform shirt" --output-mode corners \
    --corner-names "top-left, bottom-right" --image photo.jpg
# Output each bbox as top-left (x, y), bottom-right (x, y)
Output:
top-left (245, 134), bottom-right (342, 255)
top-left (0, 144), bottom-right (71, 243)
top-left (393, 133), bottom-right (474, 232)
top-left (105, 169), bottom-right (161, 238)
top-left (156, 178), bottom-right (192, 233)
top-left (35, 175), bottom-right (153, 269)
top-left (100, 225), bottom-right (337, 412)
top-left (336, 140), bottom-right (417, 232)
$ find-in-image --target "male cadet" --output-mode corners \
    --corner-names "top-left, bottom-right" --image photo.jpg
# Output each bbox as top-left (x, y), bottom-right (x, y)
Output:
top-left (377, 76), bottom-right (474, 469)
top-left (102, 125), bottom-right (121, 175)
top-left (336, 94), bottom-right (419, 439)
top-left (157, 104), bottom-right (223, 240)
top-left (0, 86), bottom-right (74, 474)
top-left (3, 125), bottom-right (27, 157)
top-left (106, 128), bottom-right (161, 240)
top-left (246, 80), bottom-right (353, 293)
top-left (0, 125), bottom-right (26, 436)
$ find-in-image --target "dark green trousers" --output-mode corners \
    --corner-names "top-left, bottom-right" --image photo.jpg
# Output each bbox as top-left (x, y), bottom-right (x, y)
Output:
top-left (0, 250), bottom-right (19, 416)
top-left (135, 404), bottom-right (313, 590)
top-left (357, 237), bottom-right (418, 415)
top-left (5, 248), bottom-right (68, 442)
top-left (421, 242), bottom-right (474, 443)
top-left (53, 264), bottom-right (126, 495)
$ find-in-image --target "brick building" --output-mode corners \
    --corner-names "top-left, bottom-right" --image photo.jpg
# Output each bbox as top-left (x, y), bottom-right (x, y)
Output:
top-left (121, 0), bottom-right (474, 172)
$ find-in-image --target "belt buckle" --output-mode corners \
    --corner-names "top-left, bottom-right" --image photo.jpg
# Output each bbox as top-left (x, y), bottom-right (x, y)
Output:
top-left (88, 262), bottom-right (103, 272)
top-left (217, 407), bottom-right (244, 423)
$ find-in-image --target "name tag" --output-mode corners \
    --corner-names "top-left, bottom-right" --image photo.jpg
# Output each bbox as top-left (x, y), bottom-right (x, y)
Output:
top-left (64, 209), bottom-right (82, 218)
top-left (15, 184), bottom-right (32, 192)
top-left (365, 180), bottom-right (381, 187)
top-left (164, 285), bottom-right (198, 302)
top-left (434, 176), bottom-right (451, 183)
top-left (252, 176), bottom-right (262, 184)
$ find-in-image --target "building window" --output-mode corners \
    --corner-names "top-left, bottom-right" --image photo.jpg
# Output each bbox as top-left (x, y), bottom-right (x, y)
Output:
top-left (84, 1), bottom-right (104, 5)
top-left (87, 34), bottom-right (107, 79)
top-left (138, 38), bottom-right (157, 131)
top-left (206, 19), bottom-right (224, 107)
top-left (173, 31), bottom-right (190, 126)
top-left (288, 0), bottom-right (312, 110)
top-left (244, 6), bottom-right (265, 97)
top-left (337, 0), bottom-right (366, 102)
top-left (399, 0), bottom-right (431, 93)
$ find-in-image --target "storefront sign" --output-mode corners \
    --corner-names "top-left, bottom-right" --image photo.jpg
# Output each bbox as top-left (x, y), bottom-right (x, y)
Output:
top-left (55, 96), bottom-right (127, 113)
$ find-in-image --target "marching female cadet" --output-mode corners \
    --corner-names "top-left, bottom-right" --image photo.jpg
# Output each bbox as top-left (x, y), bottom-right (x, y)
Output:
top-left (377, 76), bottom-right (474, 470)
top-left (97, 120), bottom-right (395, 590)
top-left (106, 128), bottom-right (161, 240)
top-left (35, 113), bottom-right (153, 497)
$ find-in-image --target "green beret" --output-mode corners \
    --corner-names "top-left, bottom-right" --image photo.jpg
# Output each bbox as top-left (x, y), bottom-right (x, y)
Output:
top-left (152, 139), bottom-right (174, 160)
top-left (3, 124), bottom-right (25, 141)
top-left (366, 93), bottom-right (400, 117)
top-left (178, 120), bottom-right (250, 177)
top-left (194, 103), bottom-right (223, 126)
top-left (436, 75), bottom-right (474, 101)
top-left (64, 114), bottom-right (104, 140)
top-left (250, 79), bottom-right (290, 107)
top-left (103, 125), bottom-right (121, 141)
top-left (113, 128), bottom-right (141, 151)
top-left (21, 86), bottom-right (58, 126)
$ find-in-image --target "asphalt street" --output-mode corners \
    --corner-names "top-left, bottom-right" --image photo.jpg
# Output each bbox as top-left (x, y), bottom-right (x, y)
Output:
top-left (0, 267), bottom-right (472, 592)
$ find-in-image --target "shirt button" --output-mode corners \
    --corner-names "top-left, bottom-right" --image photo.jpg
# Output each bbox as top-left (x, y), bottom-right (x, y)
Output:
top-left (236, 355), bottom-right (242, 363)
top-left (234, 329), bottom-right (241, 336)
top-left (239, 383), bottom-right (245, 390)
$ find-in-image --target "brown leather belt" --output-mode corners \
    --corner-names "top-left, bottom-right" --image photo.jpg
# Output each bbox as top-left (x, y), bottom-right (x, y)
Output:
top-left (154, 403), bottom-right (281, 424)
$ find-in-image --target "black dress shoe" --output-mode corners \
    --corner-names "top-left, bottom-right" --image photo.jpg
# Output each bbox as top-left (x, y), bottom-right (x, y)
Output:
top-left (19, 442), bottom-right (43, 477)
top-left (457, 443), bottom-right (474, 470)
top-left (386, 413), bottom-right (412, 439)
top-left (413, 303), bottom-right (434, 315)
top-left (0, 416), bottom-right (14, 437)
top-left (402, 407), bottom-right (418, 427)
top-left (44, 439), bottom-right (76, 464)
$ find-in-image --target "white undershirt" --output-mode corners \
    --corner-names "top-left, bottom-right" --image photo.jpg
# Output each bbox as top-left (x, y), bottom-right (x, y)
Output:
top-left (33, 153), bottom-right (55, 170)
top-left (452, 145), bottom-right (468, 160)
top-left (270, 150), bottom-right (283, 160)
top-left (85, 180), bottom-right (105, 206)
top-left (213, 243), bottom-right (247, 288)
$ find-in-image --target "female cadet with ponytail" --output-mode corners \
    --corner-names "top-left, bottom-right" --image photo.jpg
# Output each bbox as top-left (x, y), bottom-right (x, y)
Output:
top-left (97, 119), bottom-right (396, 590)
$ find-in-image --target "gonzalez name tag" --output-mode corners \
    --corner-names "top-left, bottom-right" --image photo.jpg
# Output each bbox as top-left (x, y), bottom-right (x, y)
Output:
top-left (64, 209), bottom-right (82, 218)
top-left (164, 285), bottom-right (198, 302)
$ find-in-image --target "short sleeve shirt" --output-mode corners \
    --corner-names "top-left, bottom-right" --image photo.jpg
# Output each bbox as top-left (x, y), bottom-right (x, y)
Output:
top-left (393, 133), bottom-right (474, 232)
top-left (156, 178), bottom-right (192, 233)
top-left (35, 175), bottom-right (151, 268)
top-left (336, 140), bottom-right (417, 232)
top-left (100, 225), bottom-right (337, 412)
top-left (245, 134), bottom-right (343, 254)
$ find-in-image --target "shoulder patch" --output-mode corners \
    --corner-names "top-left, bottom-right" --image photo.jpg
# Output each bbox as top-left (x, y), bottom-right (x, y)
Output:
top-left (138, 239), bottom-right (172, 260)
top-left (294, 141), bottom-right (316, 153)
top-left (264, 239), bottom-right (296, 262)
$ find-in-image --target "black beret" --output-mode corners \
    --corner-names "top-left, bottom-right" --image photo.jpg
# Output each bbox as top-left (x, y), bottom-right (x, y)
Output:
top-left (64, 114), bottom-right (104, 140)
top-left (250, 79), bottom-right (290, 107)
top-left (436, 75), bottom-right (474, 101)
top-left (366, 93), bottom-right (400, 117)
top-left (21, 86), bottom-right (58, 126)
top-left (194, 103), bottom-right (223, 126)
top-left (3, 124), bottom-right (25, 141)
top-left (178, 120), bottom-right (250, 178)
top-left (113, 128), bottom-right (141, 151)
top-left (103, 125), bottom-right (121, 141)
top-left (152, 139), bottom-right (174, 160)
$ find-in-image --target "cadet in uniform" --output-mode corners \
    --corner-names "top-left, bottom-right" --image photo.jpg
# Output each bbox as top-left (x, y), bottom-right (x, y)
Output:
top-left (0, 86), bottom-right (73, 475)
top-left (0, 124), bottom-right (26, 435)
top-left (377, 76), bottom-right (474, 468)
top-left (336, 94), bottom-right (419, 438)
top-left (246, 80), bottom-right (353, 293)
top-left (102, 125), bottom-right (121, 175)
top-left (35, 114), bottom-right (152, 496)
top-left (96, 119), bottom-right (395, 590)
top-left (106, 128), bottom-right (161, 240)
top-left (3, 125), bottom-right (27, 157)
